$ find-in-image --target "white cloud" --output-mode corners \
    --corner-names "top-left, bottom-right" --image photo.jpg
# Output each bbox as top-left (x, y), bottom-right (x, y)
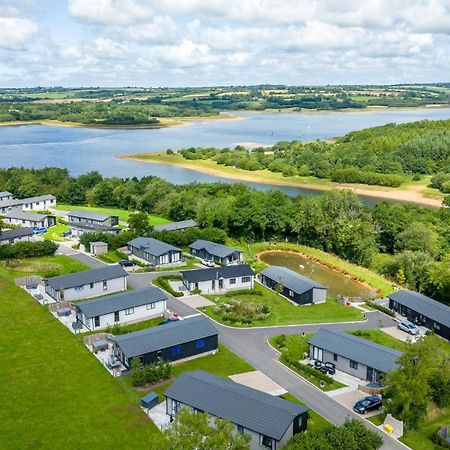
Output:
top-left (0, 17), bottom-right (38, 50)
top-left (119, 16), bottom-right (178, 43)
top-left (68, 0), bottom-right (153, 25)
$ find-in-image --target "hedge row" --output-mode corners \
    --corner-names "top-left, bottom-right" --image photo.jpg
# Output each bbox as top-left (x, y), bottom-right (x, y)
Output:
top-left (0, 240), bottom-right (58, 260)
top-left (153, 275), bottom-right (183, 297)
top-left (366, 300), bottom-right (396, 317)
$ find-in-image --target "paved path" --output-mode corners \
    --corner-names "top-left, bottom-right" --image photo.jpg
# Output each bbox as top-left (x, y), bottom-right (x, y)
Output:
top-left (60, 245), bottom-right (407, 449)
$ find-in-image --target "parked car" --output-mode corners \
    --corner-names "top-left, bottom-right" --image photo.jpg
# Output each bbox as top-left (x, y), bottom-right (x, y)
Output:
top-left (201, 259), bottom-right (215, 267)
top-left (119, 259), bottom-right (134, 267)
top-left (353, 395), bottom-right (382, 414)
top-left (62, 231), bottom-right (71, 238)
top-left (397, 320), bottom-right (419, 335)
top-left (32, 226), bottom-right (47, 234)
top-left (319, 362), bottom-right (336, 375)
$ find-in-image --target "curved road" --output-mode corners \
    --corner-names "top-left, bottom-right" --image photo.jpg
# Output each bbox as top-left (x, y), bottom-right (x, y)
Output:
top-left (59, 247), bottom-right (408, 449)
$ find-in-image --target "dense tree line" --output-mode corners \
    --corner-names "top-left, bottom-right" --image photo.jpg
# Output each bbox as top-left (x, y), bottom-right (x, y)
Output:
top-left (0, 100), bottom-right (216, 125)
top-left (1, 167), bottom-right (449, 303)
top-left (176, 118), bottom-right (450, 188)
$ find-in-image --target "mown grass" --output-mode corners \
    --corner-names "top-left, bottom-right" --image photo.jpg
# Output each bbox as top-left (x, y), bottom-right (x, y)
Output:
top-left (0, 256), bottom-right (160, 449)
top-left (55, 203), bottom-right (170, 226)
top-left (269, 334), bottom-right (346, 392)
top-left (42, 218), bottom-right (69, 242)
top-left (203, 283), bottom-right (363, 327)
top-left (347, 329), bottom-right (407, 352)
top-left (239, 242), bottom-right (394, 296)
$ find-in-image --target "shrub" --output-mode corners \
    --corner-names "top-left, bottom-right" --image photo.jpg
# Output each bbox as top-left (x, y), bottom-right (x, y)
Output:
top-left (366, 300), bottom-right (396, 317)
top-left (223, 289), bottom-right (263, 297)
top-left (130, 357), bottom-right (172, 387)
top-left (153, 275), bottom-right (183, 297)
top-left (0, 240), bottom-right (58, 260)
top-left (214, 299), bottom-right (271, 323)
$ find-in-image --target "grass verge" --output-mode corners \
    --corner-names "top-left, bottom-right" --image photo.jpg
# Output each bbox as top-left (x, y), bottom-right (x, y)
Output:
top-left (269, 334), bottom-right (346, 392)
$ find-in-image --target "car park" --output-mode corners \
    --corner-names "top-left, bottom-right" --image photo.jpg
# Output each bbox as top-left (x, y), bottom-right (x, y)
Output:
top-left (353, 395), bottom-right (382, 414)
top-left (397, 320), bottom-right (419, 335)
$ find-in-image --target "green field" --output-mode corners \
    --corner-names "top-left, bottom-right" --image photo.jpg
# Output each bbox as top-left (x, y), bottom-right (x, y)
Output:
top-left (0, 256), bottom-right (161, 449)
top-left (42, 218), bottom-right (69, 242)
top-left (55, 204), bottom-right (171, 226)
top-left (203, 283), bottom-right (363, 327)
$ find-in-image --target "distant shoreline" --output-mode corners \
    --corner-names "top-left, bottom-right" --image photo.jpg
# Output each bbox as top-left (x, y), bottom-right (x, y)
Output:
top-left (0, 113), bottom-right (240, 130)
top-left (0, 104), bottom-right (448, 129)
top-left (119, 152), bottom-right (444, 208)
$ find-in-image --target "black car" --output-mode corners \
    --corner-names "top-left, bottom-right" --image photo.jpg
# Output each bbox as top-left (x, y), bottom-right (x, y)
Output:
top-left (353, 395), bottom-right (382, 414)
top-left (119, 259), bottom-right (134, 267)
top-left (319, 362), bottom-right (336, 375)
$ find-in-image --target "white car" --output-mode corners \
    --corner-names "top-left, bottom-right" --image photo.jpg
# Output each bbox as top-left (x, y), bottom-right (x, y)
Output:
top-left (201, 259), bottom-right (215, 267)
top-left (397, 320), bottom-right (419, 335)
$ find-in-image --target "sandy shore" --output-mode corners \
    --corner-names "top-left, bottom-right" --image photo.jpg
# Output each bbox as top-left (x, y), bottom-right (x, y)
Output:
top-left (119, 153), bottom-right (444, 207)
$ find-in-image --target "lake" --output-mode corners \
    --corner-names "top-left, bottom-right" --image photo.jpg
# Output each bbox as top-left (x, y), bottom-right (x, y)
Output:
top-left (1, 107), bottom-right (450, 201)
top-left (259, 251), bottom-right (377, 299)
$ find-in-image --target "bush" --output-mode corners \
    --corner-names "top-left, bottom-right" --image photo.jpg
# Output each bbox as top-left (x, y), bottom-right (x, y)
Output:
top-left (153, 275), bottom-right (183, 297)
top-left (214, 299), bottom-right (271, 324)
top-left (284, 357), bottom-right (335, 384)
top-left (366, 300), bottom-right (396, 317)
top-left (0, 240), bottom-right (58, 260)
top-left (223, 289), bottom-right (263, 297)
top-left (130, 357), bottom-right (172, 387)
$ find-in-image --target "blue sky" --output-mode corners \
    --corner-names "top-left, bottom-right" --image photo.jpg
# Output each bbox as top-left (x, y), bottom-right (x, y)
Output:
top-left (0, 0), bottom-right (449, 87)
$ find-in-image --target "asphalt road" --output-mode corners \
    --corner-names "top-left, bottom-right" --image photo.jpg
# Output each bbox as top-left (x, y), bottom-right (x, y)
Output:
top-left (59, 246), bottom-right (408, 449)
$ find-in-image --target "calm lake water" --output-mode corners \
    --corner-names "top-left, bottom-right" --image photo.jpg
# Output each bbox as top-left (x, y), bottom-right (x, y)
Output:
top-left (259, 251), bottom-right (376, 299)
top-left (1, 108), bottom-right (450, 201)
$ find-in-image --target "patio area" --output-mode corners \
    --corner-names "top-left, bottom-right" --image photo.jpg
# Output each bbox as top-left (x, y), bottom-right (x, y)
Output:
top-left (229, 370), bottom-right (287, 396)
top-left (86, 337), bottom-right (127, 377)
top-left (144, 401), bottom-right (171, 432)
top-left (182, 295), bottom-right (215, 308)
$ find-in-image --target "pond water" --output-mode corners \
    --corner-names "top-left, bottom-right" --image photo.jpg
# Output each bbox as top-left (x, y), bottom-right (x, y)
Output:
top-left (259, 251), bottom-right (377, 299)
top-left (1, 107), bottom-right (449, 203)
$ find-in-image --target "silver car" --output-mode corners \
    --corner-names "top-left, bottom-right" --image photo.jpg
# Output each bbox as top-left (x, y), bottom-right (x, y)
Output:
top-left (397, 320), bottom-right (419, 335)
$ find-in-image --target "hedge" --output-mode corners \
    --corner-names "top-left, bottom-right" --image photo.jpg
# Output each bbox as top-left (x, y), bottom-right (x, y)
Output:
top-left (153, 275), bottom-right (183, 297)
top-left (0, 240), bottom-right (58, 260)
top-left (366, 300), bottom-right (396, 317)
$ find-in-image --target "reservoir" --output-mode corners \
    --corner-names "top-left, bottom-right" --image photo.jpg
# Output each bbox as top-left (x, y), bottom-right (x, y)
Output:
top-left (1, 107), bottom-right (449, 202)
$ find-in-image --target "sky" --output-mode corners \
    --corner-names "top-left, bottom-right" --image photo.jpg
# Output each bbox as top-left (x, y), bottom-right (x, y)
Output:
top-left (0, 0), bottom-right (449, 87)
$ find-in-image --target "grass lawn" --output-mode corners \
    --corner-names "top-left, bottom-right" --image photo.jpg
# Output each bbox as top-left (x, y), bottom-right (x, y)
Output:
top-left (203, 283), bottom-right (363, 327)
top-left (97, 249), bottom-right (128, 263)
top-left (400, 408), bottom-right (450, 450)
top-left (238, 242), bottom-right (394, 296)
top-left (42, 218), bottom-right (69, 242)
top-left (347, 329), bottom-right (407, 352)
top-left (55, 203), bottom-right (171, 226)
top-left (84, 316), bottom-right (163, 336)
top-left (0, 255), bottom-right (160, 449)
top-left (269, 334), bottom-right (346, 392)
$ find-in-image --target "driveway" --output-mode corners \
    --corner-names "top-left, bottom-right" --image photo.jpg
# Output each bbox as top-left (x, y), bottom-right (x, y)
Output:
top-left (332, 389), bottom-right (384, 418)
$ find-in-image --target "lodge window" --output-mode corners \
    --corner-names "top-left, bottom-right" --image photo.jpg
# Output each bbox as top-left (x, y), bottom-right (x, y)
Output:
top-left (125, 307), bottom-right (134, 315)
top-left (229, 278), bottom-right (236, 285)
top-left (260, 434), bottom-right (273, 448)
top-left (90, 283), bottom-right (94, 289)
top-left (94, 316), bottom-right (100, 327)
top-left (74, 285), bottom-right (84, 291)
top-left (196, 339), bottom-right (205, 349)
top-left (171, 345), bottom-right (182, 356)
top-left (237, 425), bottom-right (245, 435)
top-left (350, 360), bottom-right (358, 369)
top-left (114, 311), bottom-right (120, 322)
top-left (103, 281), bottom-right (108, 291)
top-left (434, 322), bottom-right (441, 330)
top-left (146, 303), bottom-right (155, 310)
top-left (333, 354), bottom-right (338, 362)
top-left (241, 276), bottom-right (251, 283)
top-left (289, 289), bottom-right (294, 297)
